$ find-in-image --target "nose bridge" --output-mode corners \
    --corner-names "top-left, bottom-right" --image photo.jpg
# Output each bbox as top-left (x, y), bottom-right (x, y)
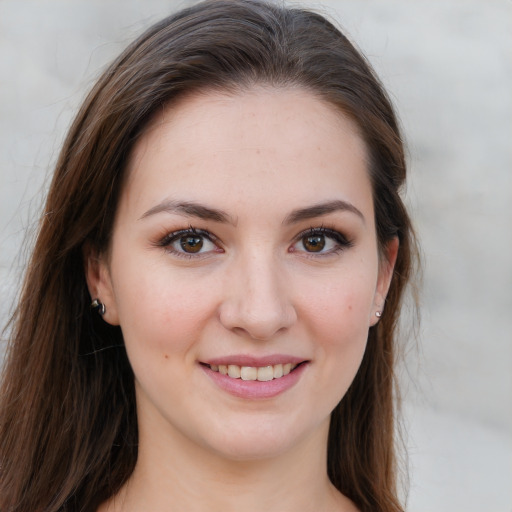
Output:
top-left (219, 246), bottom-right (296, 340)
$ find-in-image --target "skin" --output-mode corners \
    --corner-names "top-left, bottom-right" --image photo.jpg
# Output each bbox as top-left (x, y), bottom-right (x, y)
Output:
top-left (88, 86), bottom-right (397, 512)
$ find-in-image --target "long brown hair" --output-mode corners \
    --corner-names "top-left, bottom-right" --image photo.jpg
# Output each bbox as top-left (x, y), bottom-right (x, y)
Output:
top-left (0, 1), bottom-right (417, 511)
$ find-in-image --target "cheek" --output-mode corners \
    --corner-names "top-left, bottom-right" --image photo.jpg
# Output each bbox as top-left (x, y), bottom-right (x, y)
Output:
top-left (111, 256), bottom-right (219, 356)
top-left (304, 272), bottom-right (375, 332)
top-left (301, 272), bottom-right (375, 377)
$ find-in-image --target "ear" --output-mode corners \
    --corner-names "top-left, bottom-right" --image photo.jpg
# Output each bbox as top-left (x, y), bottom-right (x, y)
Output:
top-left (370, 237), bottom-right (399, 326)
top-left (84, 244), bottom-right (120, 325)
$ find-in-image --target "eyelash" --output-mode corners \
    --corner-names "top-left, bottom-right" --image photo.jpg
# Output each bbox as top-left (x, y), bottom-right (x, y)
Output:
top-left (155, 225), bottom-right (353, 259)
top-left (156, 227), bottom-right (222, 260)
top-left (291, 226), bottom-right (354, 257)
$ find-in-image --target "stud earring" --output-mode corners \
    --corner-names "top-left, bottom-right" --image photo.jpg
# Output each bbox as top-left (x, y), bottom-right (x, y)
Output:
top-left (375, 311), bottom-right (382, 318)
top-left (90, 298), bottom-right (106, 316)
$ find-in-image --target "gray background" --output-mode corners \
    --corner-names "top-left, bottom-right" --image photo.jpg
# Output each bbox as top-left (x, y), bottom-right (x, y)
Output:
top-left (1, 0), bottom-right (511, 510)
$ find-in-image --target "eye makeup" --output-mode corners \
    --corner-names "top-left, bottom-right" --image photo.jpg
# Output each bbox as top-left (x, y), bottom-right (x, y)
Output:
top-left (155, 226), bottom-right (223, 259)
top-left (290, 226), bottom-right (354, 257)
top-left (153, 223), bottom-right (354, 262)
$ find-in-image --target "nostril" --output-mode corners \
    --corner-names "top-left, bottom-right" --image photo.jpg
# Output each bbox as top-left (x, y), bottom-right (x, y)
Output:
top-left (219, 304), bottom-right (296, 341)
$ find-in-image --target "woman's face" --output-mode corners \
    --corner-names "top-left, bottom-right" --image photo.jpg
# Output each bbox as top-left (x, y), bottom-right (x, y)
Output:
top-left (88, 87), bottom-right (396, 461)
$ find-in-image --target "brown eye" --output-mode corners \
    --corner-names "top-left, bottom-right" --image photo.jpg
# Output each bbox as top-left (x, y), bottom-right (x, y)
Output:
top-left (291, 228), bottom-right (352, 256)
top-left (161, 228), bottom-right (219, 258)
top-left (302, 234), bottom-right (325, 252)
top-left (180, 235), bottom-right (204, 253)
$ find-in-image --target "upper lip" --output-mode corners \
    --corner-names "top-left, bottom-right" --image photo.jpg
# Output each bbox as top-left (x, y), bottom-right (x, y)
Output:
top-left (202, 354), bottom-right (308, 367)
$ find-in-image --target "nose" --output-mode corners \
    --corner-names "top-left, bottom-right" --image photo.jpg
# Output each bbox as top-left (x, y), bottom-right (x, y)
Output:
top-left (218, 251), bottom-right (297, 341)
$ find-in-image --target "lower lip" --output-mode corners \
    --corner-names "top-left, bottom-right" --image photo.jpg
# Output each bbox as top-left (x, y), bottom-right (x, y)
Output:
top-left (201, 363), bottom-right (308, 399)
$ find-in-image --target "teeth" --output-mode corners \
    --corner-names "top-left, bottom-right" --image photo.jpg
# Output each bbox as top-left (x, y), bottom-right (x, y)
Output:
top-left (227, 365), bottom-right (241, 379)
top-left (241, 366), bottom-right (257, 381)
top-left (209, 362), bottom-right (299, 380)
top-left (257, 366), bottom-right (273, 381)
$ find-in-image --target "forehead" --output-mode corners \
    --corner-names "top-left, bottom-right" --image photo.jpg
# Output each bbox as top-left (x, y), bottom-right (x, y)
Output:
top-left (132, 86), bottom-right (366, 160)
top-left (122, 87), bottom-right (373, 221)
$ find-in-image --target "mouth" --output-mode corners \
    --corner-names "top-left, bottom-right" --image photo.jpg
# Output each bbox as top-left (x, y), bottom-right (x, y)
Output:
top-left (203, 362), bottom-right (303, 382)
top-left (200, 358), bottom-right (309, 399)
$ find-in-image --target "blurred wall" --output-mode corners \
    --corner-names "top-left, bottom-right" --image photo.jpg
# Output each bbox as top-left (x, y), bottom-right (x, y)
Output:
top-left (1, 1), bottom-right (511, 510)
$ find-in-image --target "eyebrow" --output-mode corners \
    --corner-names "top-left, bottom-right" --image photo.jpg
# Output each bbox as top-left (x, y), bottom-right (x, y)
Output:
top-left (284, 200), bottom-right (365, 225)
top-left (139, 198), bottom-right (364, 226)
top-left (139, 200), bottom-right (236, 225)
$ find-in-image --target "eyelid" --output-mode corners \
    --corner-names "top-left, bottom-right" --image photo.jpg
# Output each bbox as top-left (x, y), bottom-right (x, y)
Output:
top-left (290, 226), bottom-right (353, 254)
top-left (158, 226), bottom-right (218, 245)
top-left (154, 225), bottom-right (352, 259)
top-left (156, 226), bottom-right (223, 259)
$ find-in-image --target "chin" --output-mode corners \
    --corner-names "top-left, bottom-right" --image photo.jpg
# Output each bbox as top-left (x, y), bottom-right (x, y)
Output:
top-left (211, 437), bottom-right (296, 462)
top-left (200, 415), bottom-right (327, 463)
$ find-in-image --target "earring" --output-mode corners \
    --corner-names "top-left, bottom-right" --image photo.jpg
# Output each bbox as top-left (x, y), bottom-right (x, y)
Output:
top-left (375, 311), bottom-right (382, 318)
top-left (90, 298), bottom-right (106, 316)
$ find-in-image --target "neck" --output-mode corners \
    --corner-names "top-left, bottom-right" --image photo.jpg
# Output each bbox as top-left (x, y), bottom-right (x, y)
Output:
top-left (100, 414), bottom-right (356, 512)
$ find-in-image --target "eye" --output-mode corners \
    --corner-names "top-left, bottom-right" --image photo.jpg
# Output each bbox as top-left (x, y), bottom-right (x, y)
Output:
top-left (291, 227), bottom-right (352, 255)
top-left (302, 234), bottom-right (328, 252)
top-left (176, 233), bottom-right (209, 253)
top-left (158, 228), bottom-right (221, 257)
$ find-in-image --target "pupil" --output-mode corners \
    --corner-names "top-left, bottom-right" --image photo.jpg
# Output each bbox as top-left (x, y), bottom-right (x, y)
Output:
top-left (303, 235), bottom-right (325, 252)
top-left (180, 235), bottom-right (203, 253)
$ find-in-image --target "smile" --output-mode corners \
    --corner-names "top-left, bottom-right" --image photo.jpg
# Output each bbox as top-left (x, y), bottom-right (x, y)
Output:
top-left (208, 363), bottom-right (298, 381)
top-left (201, 358), bottom-right (308, 399)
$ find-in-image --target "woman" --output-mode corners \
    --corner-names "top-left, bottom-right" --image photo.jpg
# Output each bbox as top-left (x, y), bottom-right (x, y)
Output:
top-left (0, 1), bottom-right (417, 511)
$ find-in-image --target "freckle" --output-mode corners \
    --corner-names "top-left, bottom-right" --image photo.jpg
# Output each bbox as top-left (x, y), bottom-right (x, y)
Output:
top-left (164, 354), bottom-right (169, 359)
